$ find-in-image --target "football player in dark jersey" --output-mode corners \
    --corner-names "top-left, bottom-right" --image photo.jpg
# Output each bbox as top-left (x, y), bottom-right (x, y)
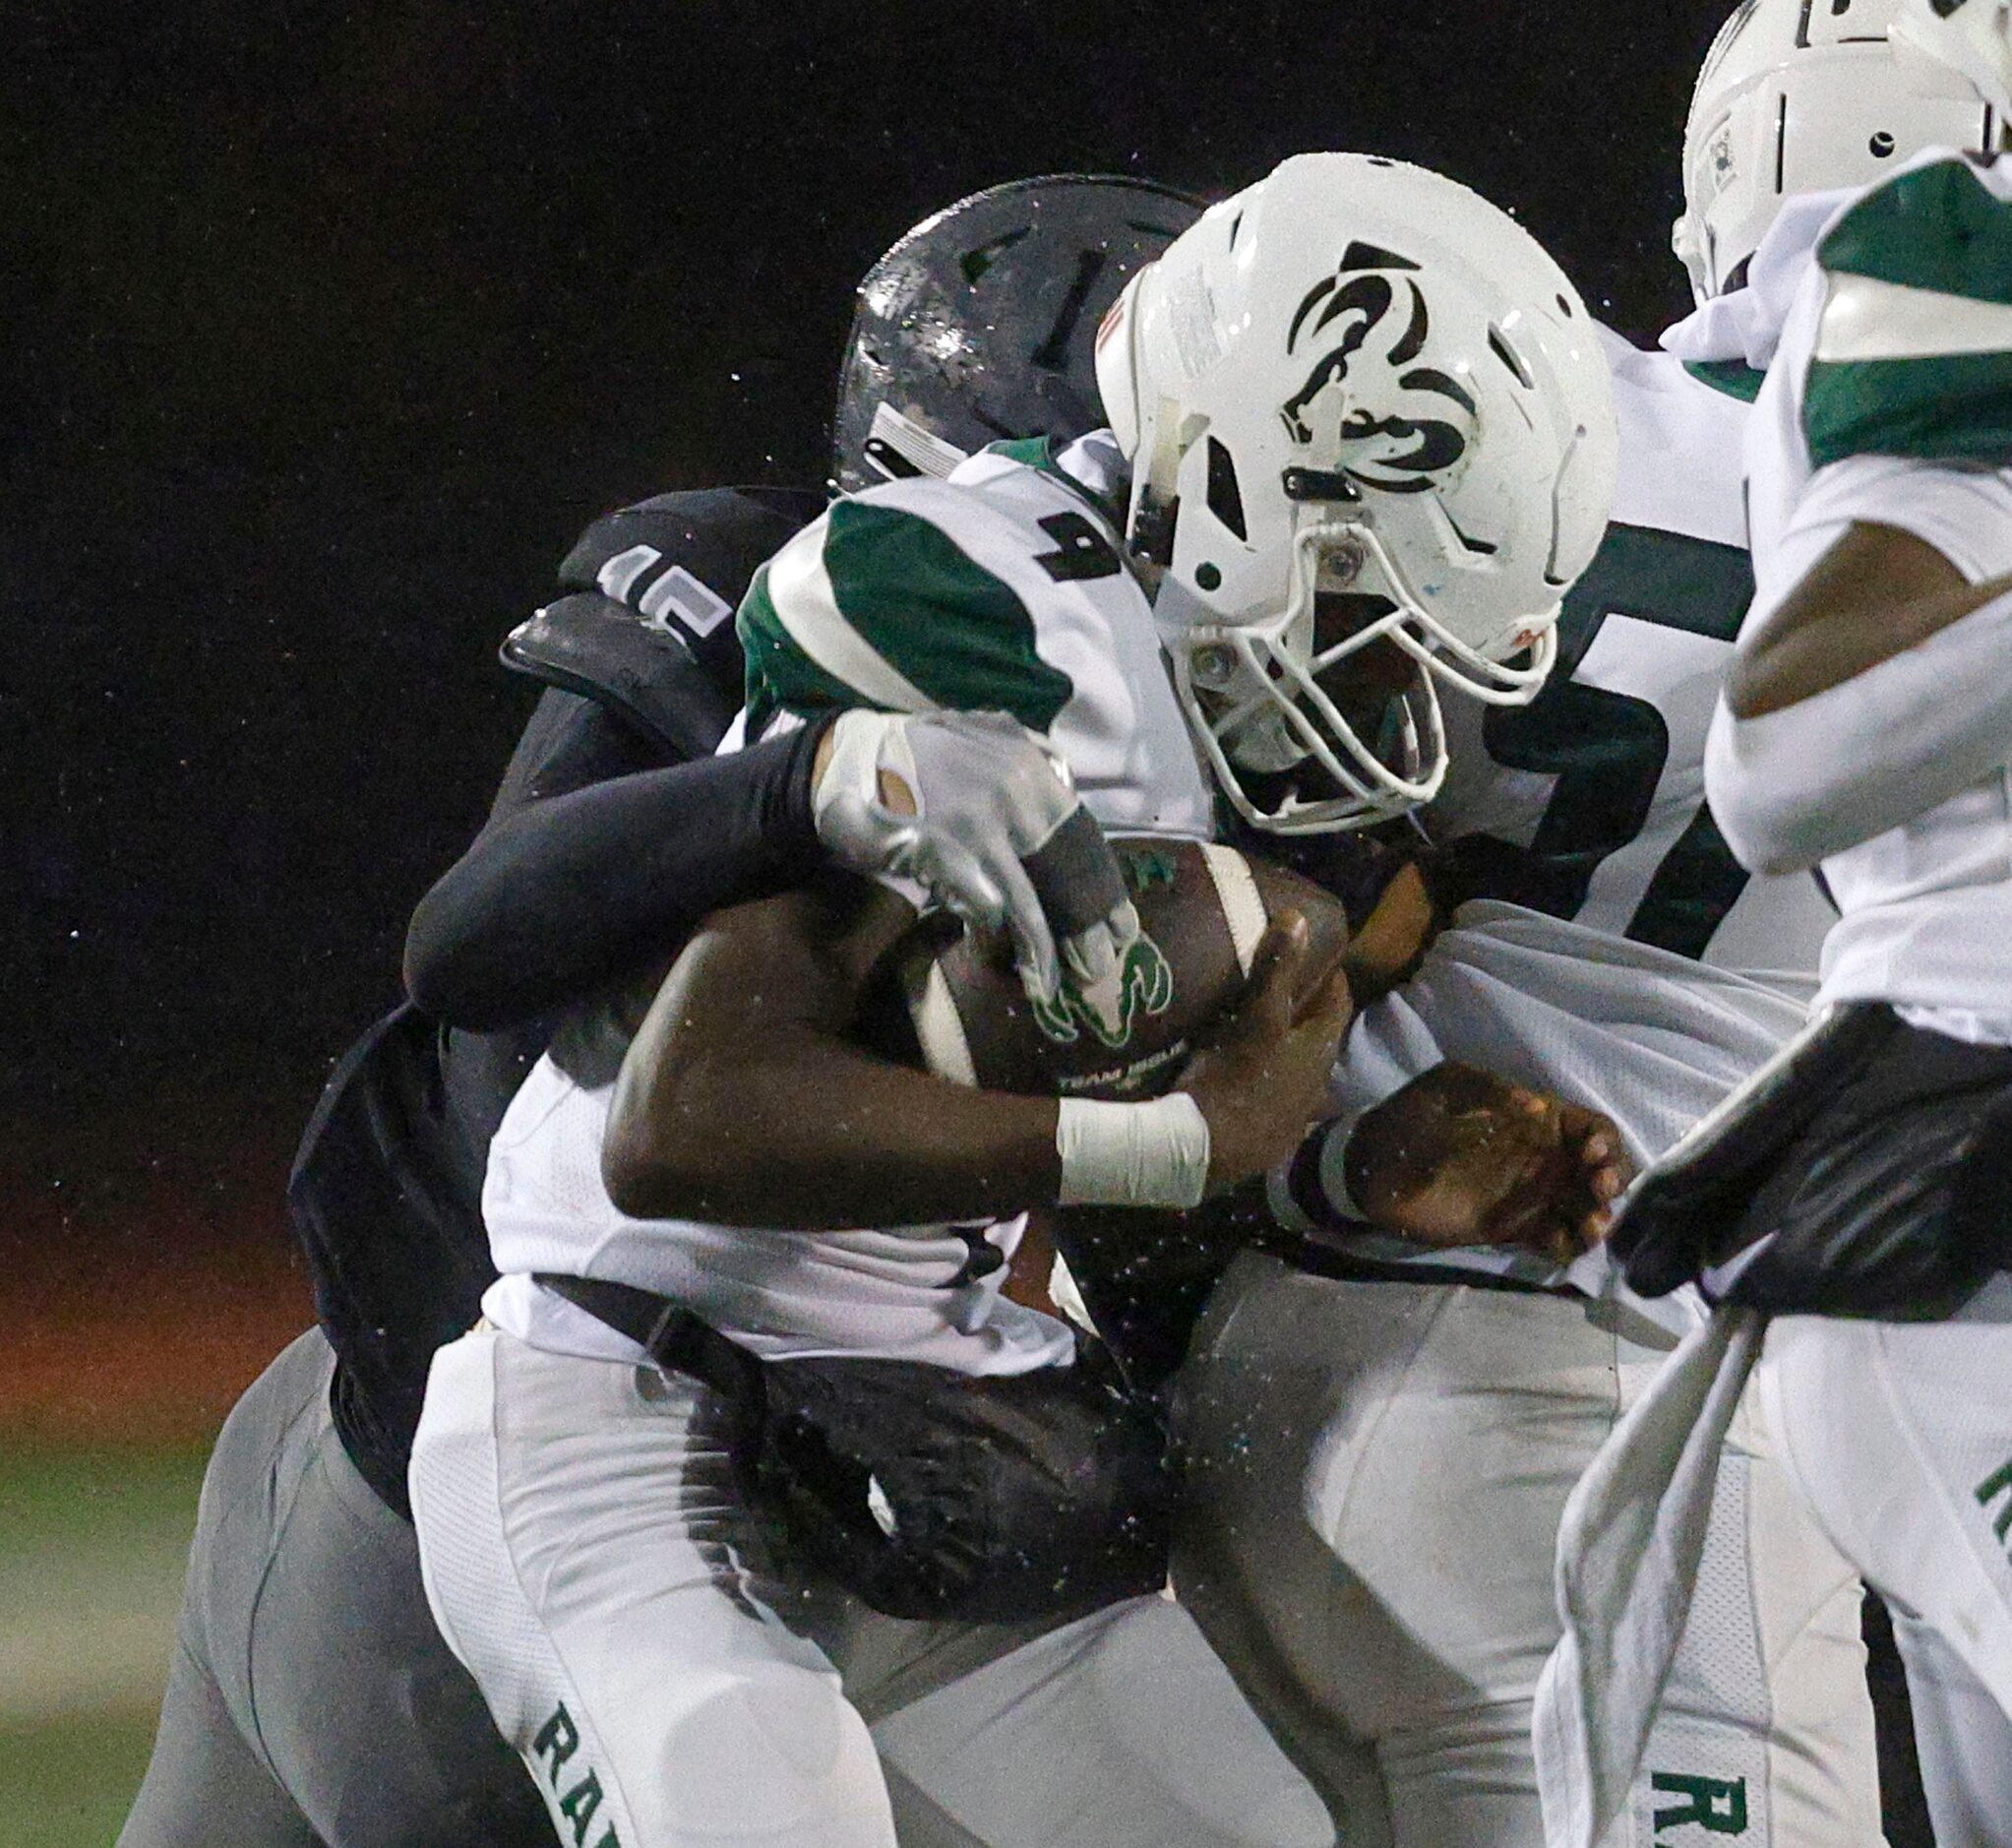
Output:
top-left (117, 177), bottom-right (1204, 1848)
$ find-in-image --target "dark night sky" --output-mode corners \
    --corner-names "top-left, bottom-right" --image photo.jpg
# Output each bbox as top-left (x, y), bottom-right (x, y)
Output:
top-left (10, 0), bottom-right (1736, 1117)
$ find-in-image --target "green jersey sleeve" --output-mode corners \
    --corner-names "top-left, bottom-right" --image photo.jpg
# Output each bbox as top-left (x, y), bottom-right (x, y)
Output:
top-left (738, 491), bottom-right (1074, 741)
top-left (1804, 154), bottom-right (2012, 469)
top-left (737, 456), bottom-right (1216, 843)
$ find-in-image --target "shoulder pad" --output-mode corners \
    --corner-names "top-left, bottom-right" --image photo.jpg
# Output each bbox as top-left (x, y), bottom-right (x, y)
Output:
top-left (738, 489), bottom-right (1080, 742)
top-left (1817, 154), bottom-right (2012, 304)
top-left (962, 433), bottom-right (1128, 528)
top-left (502, 592), bottom-right (737, 763)
top-left (555, 485), bottom-right (824, 703)
top-left (1806, 156), bottom-right (2012, 468)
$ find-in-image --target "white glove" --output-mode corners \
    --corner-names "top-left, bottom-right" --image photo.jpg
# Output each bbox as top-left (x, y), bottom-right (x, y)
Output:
top-left (813, 708), bottom-right (1138, 1016)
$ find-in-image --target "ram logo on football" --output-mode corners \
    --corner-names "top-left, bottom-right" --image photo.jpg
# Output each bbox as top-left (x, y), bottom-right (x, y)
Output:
top-left (882, 836), bottom-right (1349, 1102)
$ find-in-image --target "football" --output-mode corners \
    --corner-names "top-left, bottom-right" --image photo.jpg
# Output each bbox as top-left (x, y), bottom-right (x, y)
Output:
top-left (882, 835), bottom-right (1350, 1102)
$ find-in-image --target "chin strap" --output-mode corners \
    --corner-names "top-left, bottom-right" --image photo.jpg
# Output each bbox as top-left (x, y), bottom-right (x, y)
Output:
top-left (862, 402), bottom-right (969, 483)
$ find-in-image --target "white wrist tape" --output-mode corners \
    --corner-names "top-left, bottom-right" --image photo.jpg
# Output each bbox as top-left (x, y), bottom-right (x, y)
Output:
top-left (1261, 1112), bottom-right (1369, 1235)
top-left (1055, 1093), bottom-right (1210, 1209)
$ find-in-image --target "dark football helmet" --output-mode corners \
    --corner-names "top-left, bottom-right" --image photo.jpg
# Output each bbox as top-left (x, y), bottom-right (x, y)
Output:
top-left (830, 174), bottom-right (1204, 494)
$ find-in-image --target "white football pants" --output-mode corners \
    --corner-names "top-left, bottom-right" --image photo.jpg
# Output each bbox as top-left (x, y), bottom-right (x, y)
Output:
top-left (1174, 1260), bottom-right (1883, 1848)
top-left (1761, 1272), bottom-right (2012, 1848)
top-left (410, 1324), bottom-right (1336, 1848)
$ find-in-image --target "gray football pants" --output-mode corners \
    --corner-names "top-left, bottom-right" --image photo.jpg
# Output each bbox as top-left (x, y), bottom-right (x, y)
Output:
top-left (120, 1325), bottom-right (1324, 1848)
top-left (113, 1327), bottom-right (1023, 1848)
top-left (117, 1327), bottom-right (555, 1848)
top-left (109, 1329), bottom-right (1008, 1844)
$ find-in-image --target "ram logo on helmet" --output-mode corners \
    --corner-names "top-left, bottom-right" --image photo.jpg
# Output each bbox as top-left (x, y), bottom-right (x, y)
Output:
top-left (1278, 247), bottom-right (1476, 496)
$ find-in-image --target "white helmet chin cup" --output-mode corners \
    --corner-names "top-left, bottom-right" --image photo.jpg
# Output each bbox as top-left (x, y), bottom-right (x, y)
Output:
top-left (1675, 0), bottom-right (1999, 303)
top-left (1100, 151), bottom-right (1614, 835)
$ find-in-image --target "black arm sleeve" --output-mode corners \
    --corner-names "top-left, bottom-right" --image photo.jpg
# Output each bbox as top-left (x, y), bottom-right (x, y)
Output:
top-left (404, 690), bottom-right (832, 1030)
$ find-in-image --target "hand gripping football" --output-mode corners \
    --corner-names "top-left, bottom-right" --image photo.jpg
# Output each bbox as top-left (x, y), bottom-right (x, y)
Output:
top-left (886, 835), bottom-right (1348, 1101)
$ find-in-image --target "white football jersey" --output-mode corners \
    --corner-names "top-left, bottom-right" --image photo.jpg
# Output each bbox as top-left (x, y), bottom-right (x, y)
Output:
top-left (1282, 330), bottom-right (1831, 1316)
top-left (1426, 324), bottom-right (1834, 998)
top-left (485, 435), bottom-right (1203, 1369)
top-left (1284, 902), bottom-right (1808, 1320)
top-left (741, 432), bottom-right (1213, 840)
top-left (481, 1054), bottom-right (1072, 1375)
top-left (1719, 149), bottom-right (2012, 1028)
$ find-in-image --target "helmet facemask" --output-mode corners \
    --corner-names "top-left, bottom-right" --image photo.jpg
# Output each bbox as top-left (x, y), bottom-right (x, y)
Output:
top-left (1168, 527), bottom-right (1447, 834)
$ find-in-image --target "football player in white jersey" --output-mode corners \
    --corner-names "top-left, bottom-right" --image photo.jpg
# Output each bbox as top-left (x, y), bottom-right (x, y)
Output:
top-left (406, 152), bottom-right (1621, 1848)
top-left (1540, 4), bottom-right (2012, 1843)
top-left (1160, 7), bottom-right (2003, 1841)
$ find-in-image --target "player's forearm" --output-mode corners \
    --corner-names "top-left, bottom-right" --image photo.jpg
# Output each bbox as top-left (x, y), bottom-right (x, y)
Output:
top-left (1708, 571), bottom-right (2012, 873)
top-left (404, 723), bottom-right (826, 1029)
top-left (600, 879), bottom-right (1066, 1228)
top-left (1726, 522), bottom-right (2000, 719)
top-left (603, 1034), bottom-right (1063, 1228)
top-left (602, 865), bottom-right (1343, 1231)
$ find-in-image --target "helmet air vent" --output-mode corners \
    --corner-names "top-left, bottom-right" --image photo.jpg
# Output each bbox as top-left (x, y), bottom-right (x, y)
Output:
top-left (960, 227), bottom-right (1032, 285)
top-left (1033, 248), bottom-right (1111, 372)
top-left (1206, 437), bottom-right (1249, 540)
top-left (1445, 513), bottom-right (1499, 558)
top-left (1336, 241), bottom-right (1421, 274)
top-left (1488, 326), bottom-right (1535, 390)
top-left (1281, 467), bottom-right (1363, 504)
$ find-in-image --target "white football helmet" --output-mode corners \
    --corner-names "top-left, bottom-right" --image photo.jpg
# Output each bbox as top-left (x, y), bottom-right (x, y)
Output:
top-left (1893, 0), bottom-right (2012, 119)
top-left (1675, 0), bottom-right (1998, 303)
top-left (1095, 153), bottom-right (1616, 834)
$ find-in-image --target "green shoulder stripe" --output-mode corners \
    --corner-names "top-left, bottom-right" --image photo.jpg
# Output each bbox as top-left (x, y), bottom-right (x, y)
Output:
top-left (1817, 157), bottom-right (2012, 307)
top-left (825, 499), bottom-right (1074, 728)
top-left (1804, 349), bottom-right (2012, 469)
top-left (986, 435), bottom-right (1060, 473)
top-left (1805, 161), bottom-right (2012, 468)
top-left (1682, 359), bottom-right (1765, 404)
top-left (738, 497), bottom-right (1074, 736)
top-left (739, 556), bottom-right (863, 741)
